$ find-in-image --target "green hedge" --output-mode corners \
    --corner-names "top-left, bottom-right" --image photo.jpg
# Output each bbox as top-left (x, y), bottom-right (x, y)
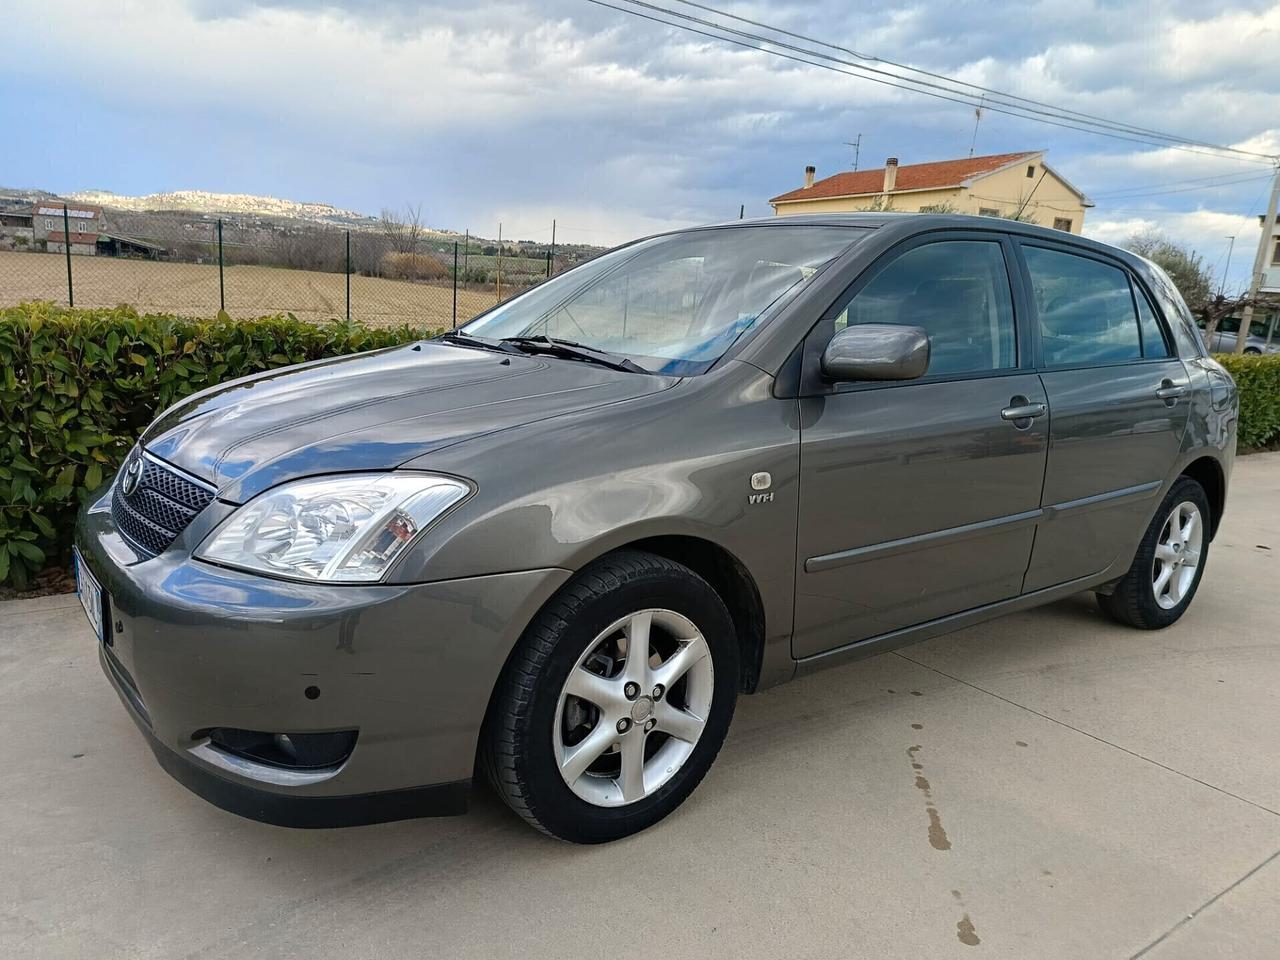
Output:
top-left (0, 303), bottom-right (435, 587)
top-left (1215, 354), bottom-right (1280, 450)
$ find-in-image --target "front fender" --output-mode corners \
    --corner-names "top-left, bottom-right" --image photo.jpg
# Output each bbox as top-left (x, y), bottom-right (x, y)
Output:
top-left (389, 361), bottom-right (801, 685)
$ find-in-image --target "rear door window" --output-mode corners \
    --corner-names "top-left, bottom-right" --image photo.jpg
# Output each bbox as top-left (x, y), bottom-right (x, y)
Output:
top-left (1133, 283), bottom-right (1171, 358)
top-left (1023, 246), bottom-right (1142, 366)
top-left (833, 240), bottom-right (1017, 376)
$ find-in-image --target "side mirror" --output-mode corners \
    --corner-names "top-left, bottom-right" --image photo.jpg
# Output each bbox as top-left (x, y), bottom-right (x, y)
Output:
top-left (821, 324), bottom-right (930, 382)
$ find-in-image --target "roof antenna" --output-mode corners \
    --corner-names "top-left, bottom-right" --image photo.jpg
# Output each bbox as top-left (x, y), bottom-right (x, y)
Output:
top-left (968, 97), bottom-right (985, 157)
top-left (843, 134), bottom-right (862, 171)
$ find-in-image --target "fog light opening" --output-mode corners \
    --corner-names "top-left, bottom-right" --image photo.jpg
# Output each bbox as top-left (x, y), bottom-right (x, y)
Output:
top-left (205, 727), bottom-right (357, 770)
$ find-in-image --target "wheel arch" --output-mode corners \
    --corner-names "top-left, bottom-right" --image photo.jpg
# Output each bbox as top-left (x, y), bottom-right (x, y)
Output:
top-left (473, 534), bottom-right (769, 807)
top-left (617, 535), bottom-right (767, 694)
top-left (481, 531), bottom-right (768, 734)
top-left (1180, 455), bottom-right (1226, 540)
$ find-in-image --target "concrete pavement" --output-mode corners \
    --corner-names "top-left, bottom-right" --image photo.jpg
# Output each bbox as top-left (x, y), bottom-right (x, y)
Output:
top-left (2, 453), bottom-right (1277, 959)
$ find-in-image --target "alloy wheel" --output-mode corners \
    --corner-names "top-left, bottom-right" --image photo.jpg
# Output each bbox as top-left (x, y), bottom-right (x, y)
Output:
top-left (553, 609), bottom-right (714, 807)
top-left (1151, 500), bottom-right (1203, 610)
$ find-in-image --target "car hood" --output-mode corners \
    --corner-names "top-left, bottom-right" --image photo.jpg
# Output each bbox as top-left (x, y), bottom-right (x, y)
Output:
top-left (142, 342), bottom-right (674, 502)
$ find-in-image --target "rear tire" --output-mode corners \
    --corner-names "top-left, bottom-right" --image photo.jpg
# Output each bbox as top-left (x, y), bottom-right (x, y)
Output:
top-left (1096, 476), bottom-right (1210, 629)
top-left (483, 550), bottom-right (739, 843)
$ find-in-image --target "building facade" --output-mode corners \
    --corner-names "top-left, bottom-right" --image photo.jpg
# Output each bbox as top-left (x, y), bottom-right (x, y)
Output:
top-left (32, 202), bottom-right (103, 255)
top-left (770, 152), bottom-right (1091, 233)
top-left (1261, 212), bottom-right (1280, 295)
top-left (0, 197), bottom-right (35, 250)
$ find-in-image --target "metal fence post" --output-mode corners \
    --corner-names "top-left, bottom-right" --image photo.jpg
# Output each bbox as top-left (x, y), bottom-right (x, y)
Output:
top-left (345, 230), bottom-right (351, 321)
top-left (452, 241), bottom-right (459, 328)
top-left (217, 218), bottom-right (225, 311)
top-left (62, 203), bottom-right (74, 307)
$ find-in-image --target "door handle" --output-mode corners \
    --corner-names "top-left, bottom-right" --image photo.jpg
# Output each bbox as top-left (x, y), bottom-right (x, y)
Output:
top-left (1155, 379), bottom-right (1187, 402)
top-left (1000, 401), bottom-right (1047, 422)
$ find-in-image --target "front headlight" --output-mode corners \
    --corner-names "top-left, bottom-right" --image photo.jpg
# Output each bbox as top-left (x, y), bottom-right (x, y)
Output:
top-left (195, 473), bottom-right (470, 583)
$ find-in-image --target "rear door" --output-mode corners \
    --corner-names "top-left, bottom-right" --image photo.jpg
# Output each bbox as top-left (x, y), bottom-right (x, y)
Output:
top-left (793, 233), bottom-right (1049, 657)
top-left (1017, 241), bottom-right (1191, 591)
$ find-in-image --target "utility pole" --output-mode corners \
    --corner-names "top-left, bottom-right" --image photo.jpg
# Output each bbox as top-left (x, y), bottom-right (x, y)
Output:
top-left (549, 219), bottom-right (557, 277)
top-left (1234, 162), bottom-right (1280, 354)
top-left (969, 96), bottom-right (986, 157)
top-left (1219, 236), bottom-right (1235, 298)
top-left (843, 134), bottom-right (862, 171)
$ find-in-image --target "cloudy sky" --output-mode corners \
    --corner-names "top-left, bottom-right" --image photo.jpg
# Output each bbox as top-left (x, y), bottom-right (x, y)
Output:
top-left (2, 0), bottom-right (1277, 290)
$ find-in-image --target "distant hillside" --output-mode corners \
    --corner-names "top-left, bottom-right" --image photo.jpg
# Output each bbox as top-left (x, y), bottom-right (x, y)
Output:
top-left (2, 184), bottom-right (608, 257)
top-left (67, 189), bottom-right (381, 229)
top-left (0, 186), bottom-right (60, 203)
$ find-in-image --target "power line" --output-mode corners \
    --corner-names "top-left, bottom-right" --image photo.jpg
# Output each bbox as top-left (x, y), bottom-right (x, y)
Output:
top-left (1090, 170), bottom-right (1278, 197)
top-left (1091, 173), bottom-right (1275, 201)
top-left (588, 0), bottom-right (1183, 154)
top-left (587, 0), bottom-right (1277, 165)
top-left (668, 0), bottom-right (1258, 157)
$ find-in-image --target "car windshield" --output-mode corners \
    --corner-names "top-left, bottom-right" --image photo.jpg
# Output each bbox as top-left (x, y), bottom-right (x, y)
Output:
top-left (461, 225), bottom-right (862, 374)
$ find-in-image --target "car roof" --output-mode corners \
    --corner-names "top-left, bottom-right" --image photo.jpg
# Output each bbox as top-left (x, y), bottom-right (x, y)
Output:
top-left (679, 213), bottom-right (1151, 275)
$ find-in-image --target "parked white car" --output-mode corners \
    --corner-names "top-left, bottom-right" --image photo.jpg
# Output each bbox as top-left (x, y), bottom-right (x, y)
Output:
top-left (1201, 316), bottom-right (1279, 354)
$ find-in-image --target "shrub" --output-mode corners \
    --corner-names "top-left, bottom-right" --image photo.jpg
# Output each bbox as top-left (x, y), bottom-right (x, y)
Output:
top-left (0, 302), bottom-right (435, 587)
top-left (1216, 353), bottom-right (1280, 450)
top-left (380, 251), bottom-right (449, 281)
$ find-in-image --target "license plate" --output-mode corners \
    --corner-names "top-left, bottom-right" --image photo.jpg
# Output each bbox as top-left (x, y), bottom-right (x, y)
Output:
top-left (73, 547), bottom-right (107, 644)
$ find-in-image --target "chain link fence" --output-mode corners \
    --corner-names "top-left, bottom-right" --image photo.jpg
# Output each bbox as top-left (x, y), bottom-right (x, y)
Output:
top-left (0, 202), bottom-right (585, 329)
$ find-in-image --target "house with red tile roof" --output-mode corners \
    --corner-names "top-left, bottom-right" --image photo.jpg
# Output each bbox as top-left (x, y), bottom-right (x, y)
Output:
top-left (770, 151), bottom-right (1092, 233)
top-left (33, 201), bottom-right (104, 255)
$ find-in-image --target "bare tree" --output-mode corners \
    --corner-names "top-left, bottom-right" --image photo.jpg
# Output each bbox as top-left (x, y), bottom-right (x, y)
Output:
top-left (1198, 293), bottom-right (1267, 344)
top-left (1123, 230), bottom-right (1213, 310)
top-left (379, 203), bottom-right (426, 255)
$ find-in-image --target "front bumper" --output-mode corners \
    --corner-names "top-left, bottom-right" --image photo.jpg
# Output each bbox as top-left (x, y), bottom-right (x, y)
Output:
top-left (76, 488), bottom-right (570, 827)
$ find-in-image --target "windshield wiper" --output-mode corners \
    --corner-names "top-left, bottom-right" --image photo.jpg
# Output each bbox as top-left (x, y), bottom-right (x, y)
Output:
top-left (435, 331), bottom-right (524, 355)
top-left (501, 335), bottom-right (650, 374)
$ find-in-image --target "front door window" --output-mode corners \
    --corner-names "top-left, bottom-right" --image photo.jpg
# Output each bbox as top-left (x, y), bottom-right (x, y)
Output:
top-left (832, 240), bottom-right (1017, 377)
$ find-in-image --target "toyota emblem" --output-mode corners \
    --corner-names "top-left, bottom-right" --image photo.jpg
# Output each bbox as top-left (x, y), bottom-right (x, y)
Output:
top-left (120, 457), bottom-right (143, 497)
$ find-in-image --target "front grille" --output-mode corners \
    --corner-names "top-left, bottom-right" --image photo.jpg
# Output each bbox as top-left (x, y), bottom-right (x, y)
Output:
top-left (111, 452), bottom-right (215, 556)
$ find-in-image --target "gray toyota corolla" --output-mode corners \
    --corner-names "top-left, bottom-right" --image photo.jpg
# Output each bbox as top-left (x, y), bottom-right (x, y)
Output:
top-left (75, 214), bottom-right (1238, 842)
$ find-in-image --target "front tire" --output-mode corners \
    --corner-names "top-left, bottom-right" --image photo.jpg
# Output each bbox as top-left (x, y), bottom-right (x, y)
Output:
top-left (1096, 476), bottom-right (1210, 629)
top-left (483, 551), bottom-right (739, 843)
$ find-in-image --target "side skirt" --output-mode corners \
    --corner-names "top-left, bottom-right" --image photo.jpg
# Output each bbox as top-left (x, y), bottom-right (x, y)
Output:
top-left (793, 565), bottom-right (1124, 678)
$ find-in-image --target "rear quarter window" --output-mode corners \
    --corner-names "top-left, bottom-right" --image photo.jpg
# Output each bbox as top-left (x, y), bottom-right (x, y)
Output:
top-left (1133, 282), bottom-right (1171, 358)
top-left (1142, 261), bottom-right (1207, 357)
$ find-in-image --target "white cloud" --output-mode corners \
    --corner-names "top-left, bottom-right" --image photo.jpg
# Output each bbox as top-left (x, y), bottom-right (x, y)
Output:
top-left (1085, 207), bottom-right (1265, 295)
top-left (2, 0), bottom-right (1275, 277)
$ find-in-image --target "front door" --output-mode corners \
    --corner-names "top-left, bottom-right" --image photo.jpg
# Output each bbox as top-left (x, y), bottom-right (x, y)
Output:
top-left (1017, 242), bottom-right (1192, 591)
top-left (792, 235), bottom-right (1048, 658)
